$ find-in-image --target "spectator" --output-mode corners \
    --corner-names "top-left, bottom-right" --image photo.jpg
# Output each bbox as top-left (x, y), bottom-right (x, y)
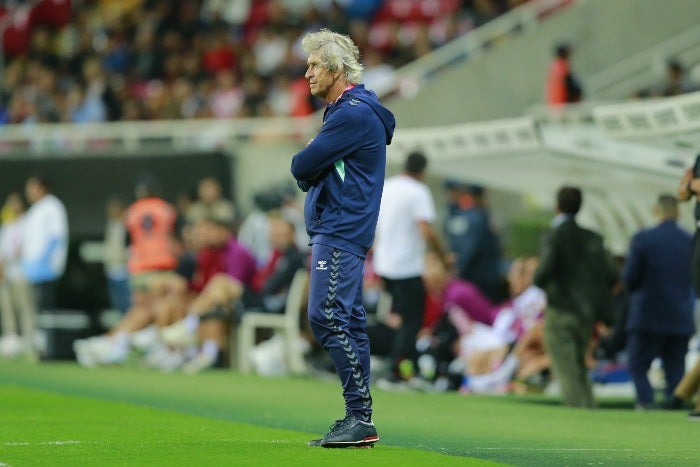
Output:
top-left (0, 0), bottom-right (523, 125)
top-left (373, 151), bottom-right (451, 381)
top-left (444, 181), bottom-right (503, 302)
top-left (160, 218), bottom-right (258, 353)
top-left (656, 59), bottom-right (696, 97)
top-left (362, 48), bottom-right (395, 96)
top-left (187, 177), bottom-right (236, 225)
top-left (22, 176), bottom-right (69, 320)
top-left (73, 217), bottom-right (227, 368)
top-left (414, 253), bottom-right (546, 392)
top-left (169, 212), bottom-right (306, 373)
top-left (533, 186), bottom-right (618, 408)
top-left (103, 197), bottom-right (131, 314)
top-left (624, 195), bottom-right (694, 410)
top-left (238, 190), bottom-right (277, 267)
top-left (546, 42), bottom-right (583, 106)
top-left (277, 182), bottom-right (310, 254)
top-left (0, 193), bottom-right (36, 359)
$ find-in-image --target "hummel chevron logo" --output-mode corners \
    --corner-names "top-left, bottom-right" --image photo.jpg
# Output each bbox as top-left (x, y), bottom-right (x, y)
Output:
top-left (316, 260), bottom-right (328, 270)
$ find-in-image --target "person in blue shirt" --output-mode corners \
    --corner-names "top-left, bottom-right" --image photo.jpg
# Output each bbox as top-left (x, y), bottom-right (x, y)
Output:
top-left (291, 28), bottom-right (395, 448)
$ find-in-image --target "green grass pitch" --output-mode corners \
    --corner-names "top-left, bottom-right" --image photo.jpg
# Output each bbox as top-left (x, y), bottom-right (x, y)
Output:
top-left (1, 360), bottom-right (698, 466)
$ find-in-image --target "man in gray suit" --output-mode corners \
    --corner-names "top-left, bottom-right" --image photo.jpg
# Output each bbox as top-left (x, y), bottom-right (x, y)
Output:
top-left (534, 186), bottom-right (619, 407)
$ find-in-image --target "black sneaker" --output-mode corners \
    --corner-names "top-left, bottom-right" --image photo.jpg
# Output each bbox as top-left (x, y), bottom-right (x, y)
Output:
top-left (319, 415), bottom-right (379, 448)
top-left (308, 418), bottom-right (345, 447)
top-left (687, 410), bottom-right (700, 421)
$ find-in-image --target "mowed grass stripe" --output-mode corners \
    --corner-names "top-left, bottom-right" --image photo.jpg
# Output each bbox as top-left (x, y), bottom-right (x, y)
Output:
top-left (2, 361), bottom-right (700, 465)
top-left (0, 386), bottom-right (501, 467)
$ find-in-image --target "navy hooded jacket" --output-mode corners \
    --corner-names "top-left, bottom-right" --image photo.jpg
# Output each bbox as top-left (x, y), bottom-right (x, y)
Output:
top-left (291, 84), bottom-right (395, 257)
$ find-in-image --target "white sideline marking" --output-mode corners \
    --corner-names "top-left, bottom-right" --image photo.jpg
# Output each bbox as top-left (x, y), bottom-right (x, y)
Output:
top-left (217, 439), bottom-right (293, 444)
top-left (2, 440), bottom-right (89, 446)
top-left (470, 447), bottom-right (635, 452)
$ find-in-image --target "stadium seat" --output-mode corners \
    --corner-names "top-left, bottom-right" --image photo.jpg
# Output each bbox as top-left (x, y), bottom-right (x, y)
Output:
top-left (236, 269), bottom-right (309, 375)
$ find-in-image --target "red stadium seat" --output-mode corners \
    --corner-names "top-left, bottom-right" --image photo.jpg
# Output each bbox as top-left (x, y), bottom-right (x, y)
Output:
top-left (32, 0), bottom-right (72, 28)
top-left (0, 6), bottom-right (32, 57)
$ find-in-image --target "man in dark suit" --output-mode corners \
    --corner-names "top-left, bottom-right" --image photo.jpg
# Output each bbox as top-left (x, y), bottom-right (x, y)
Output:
top-left (624, 194), bottom-right (694, 410)
top-left (534, 186), bottom-right (618, 407)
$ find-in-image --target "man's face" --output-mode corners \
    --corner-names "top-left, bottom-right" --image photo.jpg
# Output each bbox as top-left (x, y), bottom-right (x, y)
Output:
top-left (25, 179), bottom-right (43, 204)
top-left (269, 217), bottom-right (294, 250)
top-left (305, 53), bottom-right (337, 101)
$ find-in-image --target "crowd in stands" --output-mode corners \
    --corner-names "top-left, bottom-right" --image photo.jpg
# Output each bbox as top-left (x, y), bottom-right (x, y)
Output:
top-left (0, 0), bottom-right (531, 125)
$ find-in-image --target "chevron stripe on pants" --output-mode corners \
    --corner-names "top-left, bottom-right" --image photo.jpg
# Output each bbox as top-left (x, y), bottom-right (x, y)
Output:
top-left (308, 243), bottom-right (373, 421)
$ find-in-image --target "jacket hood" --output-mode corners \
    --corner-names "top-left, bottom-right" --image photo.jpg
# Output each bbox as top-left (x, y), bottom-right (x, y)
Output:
top-left (345, 84), bottom-right (396, 145)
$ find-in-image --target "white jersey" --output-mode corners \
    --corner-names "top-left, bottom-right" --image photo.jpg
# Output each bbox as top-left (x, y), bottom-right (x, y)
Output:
top-left (373, 174), bottom-right (436, 279)
top-left (22, 194), bottom-right (68, 282)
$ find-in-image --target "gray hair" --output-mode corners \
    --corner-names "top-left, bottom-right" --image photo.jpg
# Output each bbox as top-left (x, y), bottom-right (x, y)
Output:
top-left (301, 29), bottom-right (363, 84)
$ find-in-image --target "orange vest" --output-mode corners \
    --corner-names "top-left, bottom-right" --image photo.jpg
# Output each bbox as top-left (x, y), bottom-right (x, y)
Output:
top-left (125, 197), bottom-right (177, 274)
top-left (547, 58), bottom-right (569, 106)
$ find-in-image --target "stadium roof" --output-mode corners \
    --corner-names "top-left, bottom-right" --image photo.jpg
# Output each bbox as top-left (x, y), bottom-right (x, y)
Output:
top-left (388, 91), bottom-right (700, 252)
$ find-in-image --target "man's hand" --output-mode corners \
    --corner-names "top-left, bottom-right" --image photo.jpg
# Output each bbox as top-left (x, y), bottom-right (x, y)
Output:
top-left (679, 167), bottom-right (696, 201)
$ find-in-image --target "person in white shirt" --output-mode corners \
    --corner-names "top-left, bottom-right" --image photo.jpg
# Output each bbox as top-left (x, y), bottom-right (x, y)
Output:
top-left (0, 193), bottom-right (37, 358)
top-left (373, 151), bottom-right (450, 380)
top-left (21, 176), bottom-right (69, 315)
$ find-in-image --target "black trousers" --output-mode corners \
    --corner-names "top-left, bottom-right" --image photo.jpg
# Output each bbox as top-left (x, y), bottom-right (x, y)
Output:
top-left (32, 281), bottom-right (57, 313)
top-left (692, 230), bottom-right (700, 296)
top-left (627, 331), bottom-right (690, 406)
top-left (381, 276), bottom-right (425, 374)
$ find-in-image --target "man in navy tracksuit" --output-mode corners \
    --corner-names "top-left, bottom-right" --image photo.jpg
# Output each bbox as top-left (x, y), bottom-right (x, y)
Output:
top-left (291, 29), bottom-right (395, 448)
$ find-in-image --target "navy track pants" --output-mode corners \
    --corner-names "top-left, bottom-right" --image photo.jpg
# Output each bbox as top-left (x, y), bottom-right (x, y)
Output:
top-left (308, 243), bottom-right (373, 421)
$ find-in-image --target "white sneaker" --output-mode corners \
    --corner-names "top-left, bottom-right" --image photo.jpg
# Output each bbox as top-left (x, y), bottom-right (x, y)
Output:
top-left (143, 344), bottom-right (171, 368)
top-left (130, 325), bottom-right (160, 353)
top-left (182, 352), bottom-right (217, 374)
top-left (76, 336), bottom-right (128, 367)
top-left (161, 321), bottom-right (198, 348)
top-left (155, 349), bottom-right (186, 373)
top-left (0, 334), bottom-right (23, 359)
top-left (73, 338), bottom-right (98, 368)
